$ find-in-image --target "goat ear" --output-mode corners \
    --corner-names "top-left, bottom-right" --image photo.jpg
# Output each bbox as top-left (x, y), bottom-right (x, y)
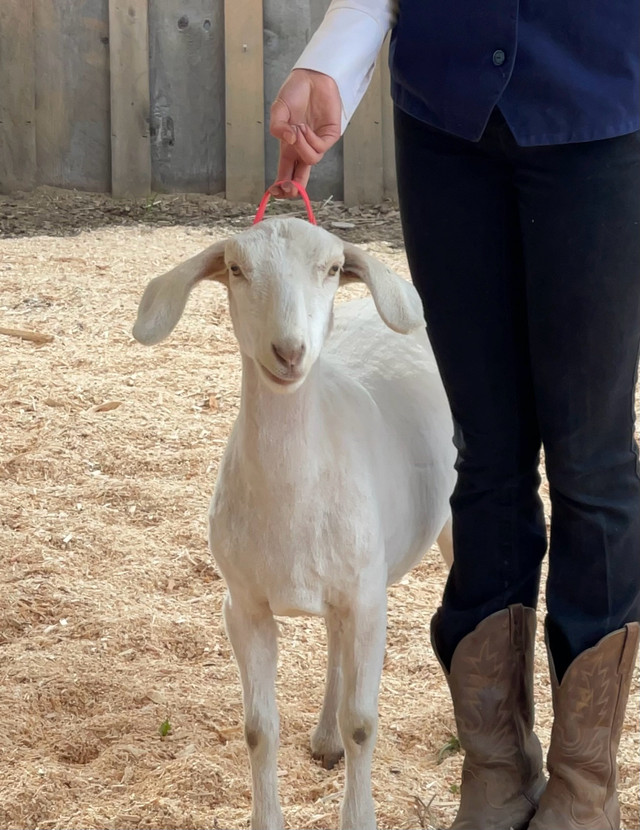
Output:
top-left (133, 240), bottom-right (228, 345)
top-left (340, 241), bottom-right (425, 334)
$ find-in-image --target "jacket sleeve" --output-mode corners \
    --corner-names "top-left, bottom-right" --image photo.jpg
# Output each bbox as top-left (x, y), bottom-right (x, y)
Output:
top-left (293, 0), bottom-right (397, 133)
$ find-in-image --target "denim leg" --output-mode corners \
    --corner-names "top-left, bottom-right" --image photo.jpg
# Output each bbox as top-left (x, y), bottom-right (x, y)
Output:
top-left (516, 131), bottom-right (640, 678)
top-left (395, 108), bottom-right (547, 668)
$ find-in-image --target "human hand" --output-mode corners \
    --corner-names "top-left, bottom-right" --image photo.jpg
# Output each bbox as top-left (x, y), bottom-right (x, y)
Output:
top-left (269, 68), bottom-right (342, 197)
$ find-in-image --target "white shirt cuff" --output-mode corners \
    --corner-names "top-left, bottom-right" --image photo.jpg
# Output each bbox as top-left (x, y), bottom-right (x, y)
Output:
top-left (293, 2), bottom-right (395, 133)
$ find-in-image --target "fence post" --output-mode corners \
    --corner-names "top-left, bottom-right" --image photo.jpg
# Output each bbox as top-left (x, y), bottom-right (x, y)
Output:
top-left (109, 0), bottom-right (151, 198)
top-left (0, 0), bottom-right (36, 192)
top-left (380, 37), bottom-right (397, 201)
top-left (224, 0), bottom-right (265, 203)
top-left (343, 61), bottom-right (384, 207)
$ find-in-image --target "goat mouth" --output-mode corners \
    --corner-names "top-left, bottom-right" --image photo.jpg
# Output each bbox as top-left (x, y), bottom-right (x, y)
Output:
top-left (257, 362), bottom-right (302, 387)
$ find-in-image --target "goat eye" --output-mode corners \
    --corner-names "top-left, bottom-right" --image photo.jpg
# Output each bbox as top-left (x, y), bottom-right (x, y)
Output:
top-left (229, 264), bottom-right (244, 278)
top-left (327, 264), bottom-right (340, 277)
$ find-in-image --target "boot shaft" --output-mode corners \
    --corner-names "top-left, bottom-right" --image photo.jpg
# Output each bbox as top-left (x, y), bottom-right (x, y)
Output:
top-left (433, 605), bottom-right (546, 829)
top-left (530, 622), bottom-right (639, 830)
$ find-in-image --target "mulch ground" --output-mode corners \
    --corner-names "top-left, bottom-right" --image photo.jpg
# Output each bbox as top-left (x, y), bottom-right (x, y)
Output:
top-left (1, 188), bottom-right (638, 829)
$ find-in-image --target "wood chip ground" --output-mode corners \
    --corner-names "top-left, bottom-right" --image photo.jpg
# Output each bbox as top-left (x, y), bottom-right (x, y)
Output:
top-left (1, 189), bottom-right (638, 829)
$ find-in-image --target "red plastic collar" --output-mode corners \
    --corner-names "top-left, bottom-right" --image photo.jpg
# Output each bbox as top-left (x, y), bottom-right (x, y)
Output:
top-left (253, 181), bottom-right (317, 225)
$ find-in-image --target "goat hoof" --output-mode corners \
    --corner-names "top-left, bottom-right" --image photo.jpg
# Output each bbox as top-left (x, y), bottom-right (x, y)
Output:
top-left (311, 746), bottom-right (344, 770)
top-left (310, 727), bottom-right (344, 769)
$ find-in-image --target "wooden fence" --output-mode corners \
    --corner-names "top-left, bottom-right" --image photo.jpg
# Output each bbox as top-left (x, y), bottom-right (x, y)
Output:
top-left (0, 0), bottom-right (396, 204)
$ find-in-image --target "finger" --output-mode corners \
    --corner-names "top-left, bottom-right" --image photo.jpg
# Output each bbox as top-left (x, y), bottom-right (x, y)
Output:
top-left (269, 181), bottom-right (295, 198)
top-left (289, 127), bottom-right (325, 166)
top-left (291, 161), bottom-right (312, 190)
top-left (271, 142), bottom-right (300, 194)
top-left (272, 125), bottom-right (323, 169)
top-left (269, 143), bottom-right (299, 197)
top-left (299, 122), bottom-right (341, 155)
top-left (270, 158), bottom-right (311, 199)
top-left (269, 98), bottom-right (297, 145)
top-left (268, 180), bottom-right (301, 199)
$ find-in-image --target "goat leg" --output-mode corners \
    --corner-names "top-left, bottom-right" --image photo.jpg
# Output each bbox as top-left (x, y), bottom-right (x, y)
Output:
top-left (338, 586), bottom-right (387, 830)
top-left (311, 609), bottom-right (345, 769)
top-left (223, 593), bottom-right (284, 830)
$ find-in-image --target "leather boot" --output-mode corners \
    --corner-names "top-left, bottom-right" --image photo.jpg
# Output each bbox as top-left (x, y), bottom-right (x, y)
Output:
top-left (529, 622), bottom-right (639, 830)
top-left (432, 605), bottom-right (546, 830)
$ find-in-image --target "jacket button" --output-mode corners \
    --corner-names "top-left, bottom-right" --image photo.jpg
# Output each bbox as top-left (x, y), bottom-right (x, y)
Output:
top-left (492, 49), bottom-right (506, 66)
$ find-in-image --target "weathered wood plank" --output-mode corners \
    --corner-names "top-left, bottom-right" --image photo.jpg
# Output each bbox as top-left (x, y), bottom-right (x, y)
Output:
top-left (380, 36), bottom-right (397, 201)
top-left (224, 0), bottom-right (265, 203)
top-left (149, 0), bottom-right (224, 194)
top-left (263, 0), bottom-right (341, 200)
top-left (34, 0), bottom-right (111, 191)
top-left (343, 61), bottom-right (384, 206)
top-left (108, 0), bottom-right (151, 198)
top-left (0, 0), bottom-right (37, 192)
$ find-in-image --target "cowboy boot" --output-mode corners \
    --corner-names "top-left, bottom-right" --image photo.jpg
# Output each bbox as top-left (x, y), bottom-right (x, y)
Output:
top-left (432, 604), bottom-right (546, 830)
top-left (529, 622), bottom-right (639, 830)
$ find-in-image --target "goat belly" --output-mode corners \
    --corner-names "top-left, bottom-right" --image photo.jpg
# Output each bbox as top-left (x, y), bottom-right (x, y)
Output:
top-left (266, 594), bottom-right (327, 618)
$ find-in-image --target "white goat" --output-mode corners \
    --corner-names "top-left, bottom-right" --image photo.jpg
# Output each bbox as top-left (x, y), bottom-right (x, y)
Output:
top-left (133, 217), bottom-right (456, 830)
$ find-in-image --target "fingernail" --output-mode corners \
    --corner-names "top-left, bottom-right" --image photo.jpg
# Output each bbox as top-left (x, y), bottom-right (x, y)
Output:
top-left (285, 130), bottom-right (296, 145)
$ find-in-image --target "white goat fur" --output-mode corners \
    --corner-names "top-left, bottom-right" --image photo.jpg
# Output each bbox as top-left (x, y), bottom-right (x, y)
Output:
top-left (133, 217), bottom-right (456, 830)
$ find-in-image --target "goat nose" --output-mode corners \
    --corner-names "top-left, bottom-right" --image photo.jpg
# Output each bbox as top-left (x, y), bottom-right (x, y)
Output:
top-left (272, 340), bottom-right (306, 368)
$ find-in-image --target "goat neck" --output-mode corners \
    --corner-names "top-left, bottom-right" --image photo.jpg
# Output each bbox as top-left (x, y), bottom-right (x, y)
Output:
top-left (235, 353), bottom-right (327, 481)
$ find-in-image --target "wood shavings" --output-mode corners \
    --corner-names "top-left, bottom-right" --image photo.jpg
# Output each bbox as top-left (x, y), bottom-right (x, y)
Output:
top-left (89, 400), bottom-right (123, 413)
top-left (0, 205), bottom-right (637, 830)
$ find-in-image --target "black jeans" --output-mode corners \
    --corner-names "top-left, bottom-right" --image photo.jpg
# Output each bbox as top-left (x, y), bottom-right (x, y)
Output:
top-left (395, 107), bottom-right (640, 677)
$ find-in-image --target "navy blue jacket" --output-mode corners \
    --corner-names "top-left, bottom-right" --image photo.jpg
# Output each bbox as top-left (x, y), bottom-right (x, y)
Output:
top-left (389, 0), bottom-right (640, 146)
